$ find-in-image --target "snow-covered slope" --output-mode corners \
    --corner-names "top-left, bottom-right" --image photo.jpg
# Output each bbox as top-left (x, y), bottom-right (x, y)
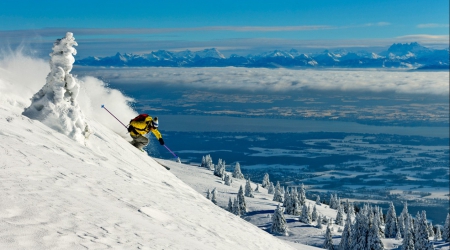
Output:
top-left (0, 53), bottom-right (300, 249)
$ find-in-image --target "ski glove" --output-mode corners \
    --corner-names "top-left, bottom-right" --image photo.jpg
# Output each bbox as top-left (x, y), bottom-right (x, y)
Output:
top-left (159, 138), bottom-right (165, 145)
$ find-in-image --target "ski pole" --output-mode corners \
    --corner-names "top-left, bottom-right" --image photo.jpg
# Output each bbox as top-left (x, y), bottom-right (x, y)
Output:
top-left (101, 104), bottom-right (128, 129)
top-left (164, 145), bottom-right (179, 158)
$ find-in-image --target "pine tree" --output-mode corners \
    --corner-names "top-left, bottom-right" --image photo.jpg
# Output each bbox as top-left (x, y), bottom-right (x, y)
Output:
top-left (283, 188), bottom-right (292, 213)
top-left (435, 225), bottom-right (442, 241)
top-left (323, 225), bottom-right (334, 250)
top-left (300, 204), bottom-right (312, 224)
top-left (211, 188), bottom-right (218, 204)
top-left (255, 184), bottom-right (260, 192)
top-left (201, 154), bottom-right (214, 170)
top-left (267, 182), bottom-right (275, 194)
top-left (443, 213), bottom-right (450, 242)
top-left (214, 159), bottom-right (226, 179)
top-left (317, 215), bottom-right (323, 229)
top-left (262, 173), bottom-right (270, 188)
top-left (374, 206), bottom-right (385, 238)
top-left (368, 212), bottom-right (385, 250)
top-left (237, 185), bottom-right (247, 213)
top-left (271, 204), bottom-right (288, 236)
top-left (329, 194), bottom-right (336, 209)
top-left (316, 195), bottom-right (321, 205)
top-left (428, 222), bottom-right (435, 239)
top-left (312, 205), bottom-right (318, 222)
top-left (201, 156), bottom-right (206, 168)
top-left (232, 162), bottom-right (244, 179)
top-left (273, 181), bottom-right (283, 202)
top-left (351, 205), bottom-right (370, 250)
top-left (402, 215), bottom-right (415, 250)
top-left (227, 197), bottom-right (233, 212)
top-left (206, 189), bottom-right (211, 200)
top-left (244, 178), bottom-right (254, 198)
top-left (335, 203), bottom-right (344, 226)
top-left (232, 197), bottom-right (241, 216)
top-left (298, 183), bottom-right (306, 206)
top-left (224, 173), bottom-right (232, 186)
top-left (414, 211), bottom-right (433, 250)
top-left (385, 202), bottom-right (399, 238)
top-left (399, 201), bottom-right (409, 237)
top-left (290, 188), bottom-right (301, 216)
top-left (339, 211), bottom-right (353, 250)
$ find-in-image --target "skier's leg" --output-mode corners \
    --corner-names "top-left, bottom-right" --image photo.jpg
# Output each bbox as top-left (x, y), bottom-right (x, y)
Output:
top-left (134, 135), bottom-right (149, 150)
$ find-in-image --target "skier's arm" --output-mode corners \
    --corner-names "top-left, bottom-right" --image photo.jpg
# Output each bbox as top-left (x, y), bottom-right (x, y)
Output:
top-left (151, 129), bottom-right (164, 145)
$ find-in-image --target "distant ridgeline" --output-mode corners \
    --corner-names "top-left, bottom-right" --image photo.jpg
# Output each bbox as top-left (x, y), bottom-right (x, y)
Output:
top-left (75, 42), bottom-right (449, 69)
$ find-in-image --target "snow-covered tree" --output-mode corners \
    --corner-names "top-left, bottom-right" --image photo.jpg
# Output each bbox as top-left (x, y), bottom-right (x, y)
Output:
top-left (273, 181), bottom-right (283, 203)
top-left (244, 179), bottom-right (254, 198)
top-left (351, 205), bottom-right (370, 250)
top-left (414, 211), bottom-right (433, 250)
top-left (283, 188), bottom-right (291, 210)
top-left (329, 194), bottom-right (337, 209)
top-left (23, 32), bottom-right (90, 144)
top-left (262, 173), bottom-right (270, 188)
top-left (316, 195), bottom-right (321, 205)
top-left (206, 189), bottom-right (211, 200)
top-left (298, 183), bottom-right (306, 206)
top-left (368, 212), bottom-right (385, 250)
top-left (335, 203), bottom-right (344, 226)
top-left (323, 225), bottom-right (334, 250)
top-left (317, 215), bottom-right (323, 229)
top-left (255, 184), bottom-right (260, 192)
top-left (201, 154), bottom-right (214, 170)
top-left (232, 162), bottom-right (244, 179)
top-left (300, 204), bottom-right (312, 224)
top-left (374, 206), bottom-right (385, 238)
top-left (428, 222), bottom-right (435, 239)
top-left (399, 201), bottom-right (409, 237)
top-left (224, 173), bottom-right (232, 186)
top-left (237, 185), bottom-right (247, 213)
top-left (385, 202), bottom-right (399, 238)
top-left (213, 159), bottom-right (226, 179)
top-left (435, 225), bottom-right (442, 241)
top-left (339, 211), bottom-right (353, 250)
top-left (227, 197), bottom-right (233, 212)
top-left (211, 188), bottom-right (218, 204)
top-left (271, 204), bottom-right (288, 236)
top-left (443, 213), bottom-right (450, 242)
top-left (267, 182), bottom-right (275, 194)
top-left (402, 215), bottom-right (415, 250)
top-left (232, 197), bottom-right (240, 216)
top-left (312, 205), bottom-right (318, 222)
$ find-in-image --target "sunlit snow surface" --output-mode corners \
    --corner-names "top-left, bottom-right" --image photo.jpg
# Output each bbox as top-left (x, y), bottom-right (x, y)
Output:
top-left (0, 92), bottom-right (303, 250)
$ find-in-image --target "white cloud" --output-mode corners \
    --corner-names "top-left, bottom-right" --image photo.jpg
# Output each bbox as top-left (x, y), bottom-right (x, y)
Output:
top-left (417, 23), bottom-right (450, 28)
top-left (83, 67), bottom-right (450, 96)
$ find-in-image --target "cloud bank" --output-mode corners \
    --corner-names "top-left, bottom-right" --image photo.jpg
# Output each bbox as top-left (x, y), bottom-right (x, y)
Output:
top-left (80, 67), bottom-right (450, 96)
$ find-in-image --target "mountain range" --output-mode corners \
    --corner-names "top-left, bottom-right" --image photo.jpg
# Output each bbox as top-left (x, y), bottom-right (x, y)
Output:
top-left (76, 42), bottom-right (449, 69)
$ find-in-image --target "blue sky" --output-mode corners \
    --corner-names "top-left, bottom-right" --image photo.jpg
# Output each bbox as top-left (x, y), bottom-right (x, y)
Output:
top-left (0, 0), bottom-right (448, 57)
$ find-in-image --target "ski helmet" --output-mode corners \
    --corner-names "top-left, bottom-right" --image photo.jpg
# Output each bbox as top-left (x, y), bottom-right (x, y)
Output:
top-left (152, 117), bottom-right (159, 128)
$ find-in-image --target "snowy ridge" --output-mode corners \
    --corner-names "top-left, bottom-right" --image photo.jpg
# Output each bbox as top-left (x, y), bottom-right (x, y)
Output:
top-left (76, 42), bottom-right (449, 69)
top-left (0, 89), bottom-right (299, 249)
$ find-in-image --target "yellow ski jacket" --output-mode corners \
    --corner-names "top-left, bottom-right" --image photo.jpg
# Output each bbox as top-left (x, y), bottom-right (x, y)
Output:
top-left (129, 116), bottom-right (162, 139)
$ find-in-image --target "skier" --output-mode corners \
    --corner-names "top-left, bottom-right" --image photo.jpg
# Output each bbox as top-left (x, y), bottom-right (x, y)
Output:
top-left (128, 114), bottom-right (164, 151)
